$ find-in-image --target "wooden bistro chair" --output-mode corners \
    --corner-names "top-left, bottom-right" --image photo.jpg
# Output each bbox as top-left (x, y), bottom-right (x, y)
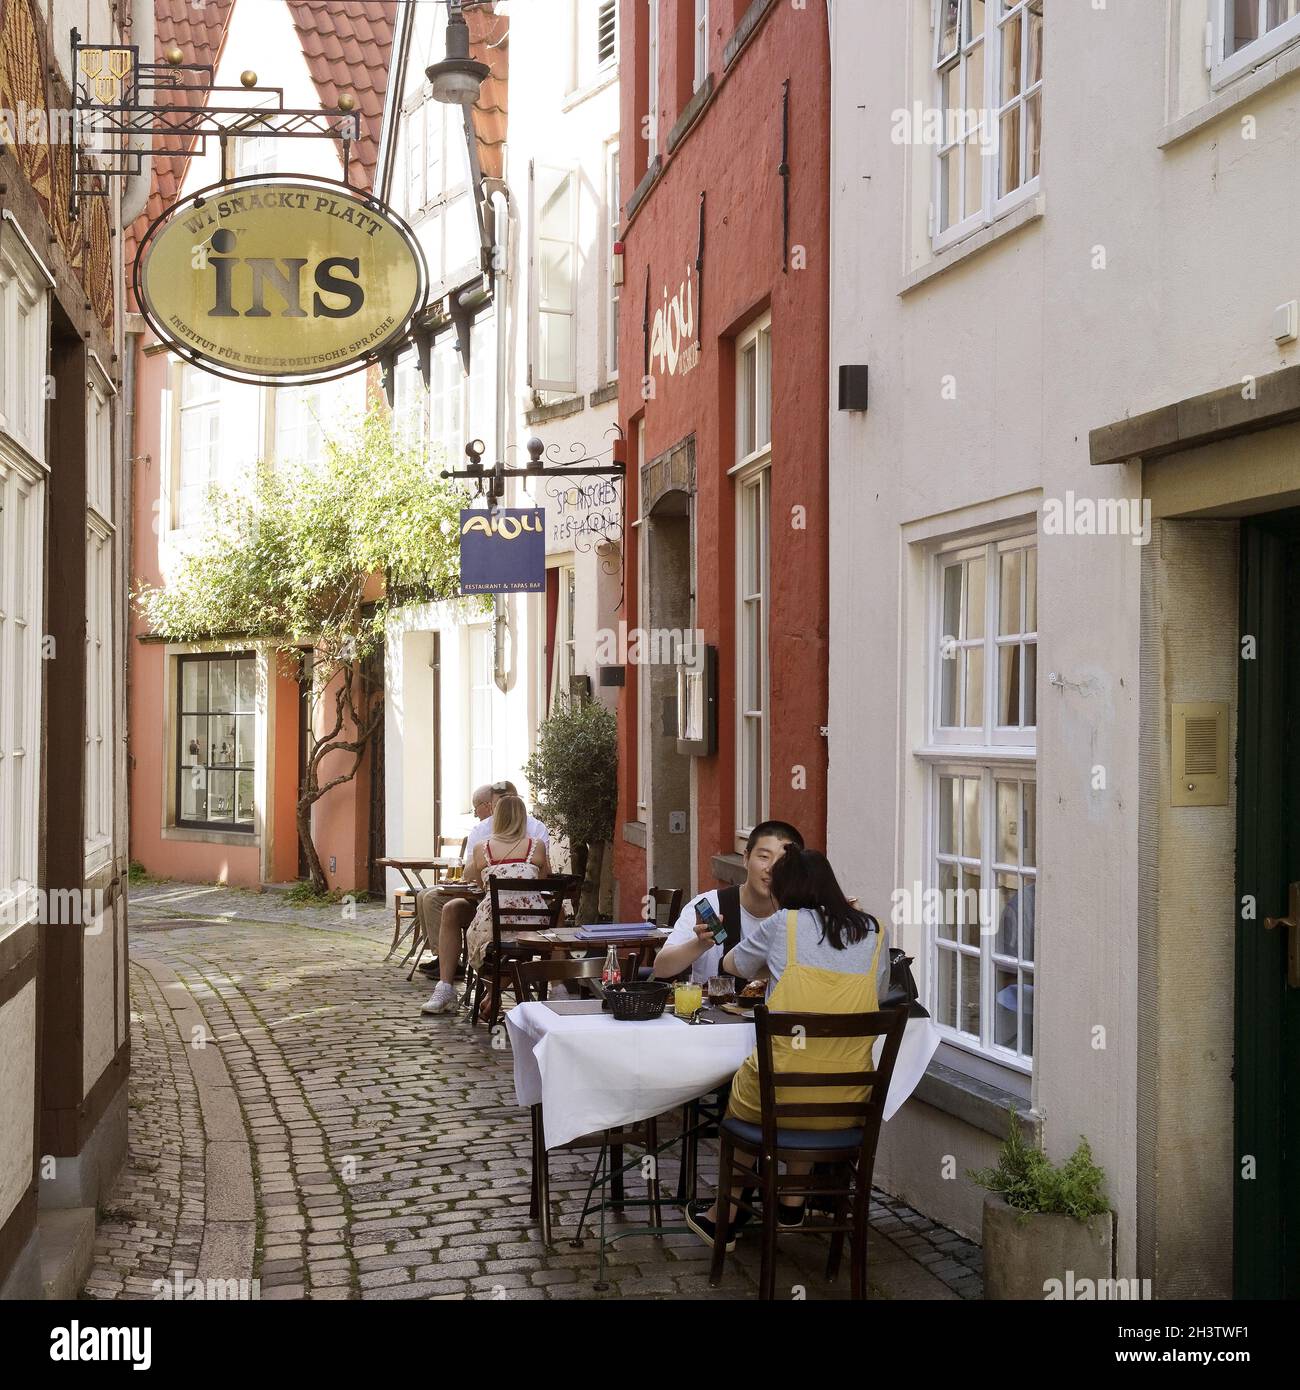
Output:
top-left (707, 1003), bottom-right (909, 1301)
top-left (648, 885), bottom-right (684, 928)
top-left (470, 876), bottom-right (569, 1031)
top-left (512, 955), bottom-right (654, 1246)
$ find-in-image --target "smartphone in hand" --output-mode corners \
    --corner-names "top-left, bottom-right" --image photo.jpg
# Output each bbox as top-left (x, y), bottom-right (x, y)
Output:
top-left (695, 898), bottom-right (728, 946)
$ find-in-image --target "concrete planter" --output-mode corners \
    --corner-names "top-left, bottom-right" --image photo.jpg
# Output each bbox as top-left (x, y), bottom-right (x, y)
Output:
top-left (982, 1193), bottom-right (1114, 1300)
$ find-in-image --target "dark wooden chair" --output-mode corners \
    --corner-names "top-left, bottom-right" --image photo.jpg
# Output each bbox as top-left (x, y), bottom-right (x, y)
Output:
top-left (647, 885), bottom-right (684, 927)
top-left (470, 876), bottom-right (570, 1030)
top-left (707, 1004), bottom-right (909, 1300)
top-left (512, 955), bottom-right (659, 1245)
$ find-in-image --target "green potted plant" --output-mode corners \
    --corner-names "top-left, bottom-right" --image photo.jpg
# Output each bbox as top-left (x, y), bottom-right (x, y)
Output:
top-left (524, 693), bottom-right (618, 923)
top-left (969, 1111), bottom-right (1114, 1299)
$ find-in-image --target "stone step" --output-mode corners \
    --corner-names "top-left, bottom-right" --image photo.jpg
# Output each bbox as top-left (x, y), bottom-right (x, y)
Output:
top-left (38, 1208), bottom-right (97, 1301)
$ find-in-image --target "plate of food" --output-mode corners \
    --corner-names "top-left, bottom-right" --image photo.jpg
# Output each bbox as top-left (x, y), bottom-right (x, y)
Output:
top-left (720, 979), bottom-right (768, 1017)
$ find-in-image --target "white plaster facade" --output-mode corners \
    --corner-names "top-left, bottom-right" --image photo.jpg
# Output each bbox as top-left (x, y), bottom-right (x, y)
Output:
top-left (828, 0), bottom-right (1300, 1296)
top-left (381, 0), bottom-right (621, 881)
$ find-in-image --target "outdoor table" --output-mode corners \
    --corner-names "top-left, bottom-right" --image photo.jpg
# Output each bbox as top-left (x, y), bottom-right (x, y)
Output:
top-left (507, 1001), bottom-right (940, 1150)
top-left (511, 921), bottom-right (670, 959)
top-left (506, 1000), bottom-right (941, 1283)
top-left (376, 856), bottom-right (462, 961)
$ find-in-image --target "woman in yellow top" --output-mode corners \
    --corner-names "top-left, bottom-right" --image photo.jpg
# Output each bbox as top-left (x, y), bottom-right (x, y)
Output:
top-left (685, 844), bottom-right (889, 1250)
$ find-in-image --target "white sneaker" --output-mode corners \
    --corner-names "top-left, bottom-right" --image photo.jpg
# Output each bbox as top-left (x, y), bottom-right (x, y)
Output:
top-left (421, 982), bottom-right (456, 1015)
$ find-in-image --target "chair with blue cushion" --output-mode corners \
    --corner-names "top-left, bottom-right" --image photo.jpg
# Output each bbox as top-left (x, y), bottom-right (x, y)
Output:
top-left (707, 1003), bottom-right (909, 1300)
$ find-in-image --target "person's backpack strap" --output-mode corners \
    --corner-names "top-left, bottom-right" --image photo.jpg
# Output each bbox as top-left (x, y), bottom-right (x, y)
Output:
top-left (716, 884), bottom-right (742, 971)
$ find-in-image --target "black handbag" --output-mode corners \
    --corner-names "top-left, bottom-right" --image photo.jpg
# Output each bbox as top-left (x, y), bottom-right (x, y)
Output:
top-left (881, 948), bottom-right (930, 1019)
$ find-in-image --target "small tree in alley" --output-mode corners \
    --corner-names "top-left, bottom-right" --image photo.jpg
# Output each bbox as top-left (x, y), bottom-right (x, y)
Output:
top-left (138, 407), bottom-right (468, 893)
top-left (524, 693), bottom-right (619, 922)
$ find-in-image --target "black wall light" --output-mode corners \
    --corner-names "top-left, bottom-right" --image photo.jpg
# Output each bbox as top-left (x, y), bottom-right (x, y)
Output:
top-left (838, 364), bottom-right (869, 412)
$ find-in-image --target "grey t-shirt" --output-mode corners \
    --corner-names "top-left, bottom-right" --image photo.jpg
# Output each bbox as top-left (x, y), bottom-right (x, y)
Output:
top-left (728, 907), bottom-right (890, 1001)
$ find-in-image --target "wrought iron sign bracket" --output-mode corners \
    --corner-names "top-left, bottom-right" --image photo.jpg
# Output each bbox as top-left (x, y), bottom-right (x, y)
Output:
top-left (69, 28), bottom-right (360, 219)
top-left (442, 432), bottom-right (626, 524)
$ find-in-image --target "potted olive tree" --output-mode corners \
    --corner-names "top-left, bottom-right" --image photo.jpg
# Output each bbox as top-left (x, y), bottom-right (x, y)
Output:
top-left (524, 693), bottom-right (617, 923)
top-left (969, 1112), bottom-right (1114, 1300)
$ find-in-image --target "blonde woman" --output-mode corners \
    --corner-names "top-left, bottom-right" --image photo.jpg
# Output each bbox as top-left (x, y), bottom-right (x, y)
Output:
top-left (461, 794), bottom-right (551, 1019)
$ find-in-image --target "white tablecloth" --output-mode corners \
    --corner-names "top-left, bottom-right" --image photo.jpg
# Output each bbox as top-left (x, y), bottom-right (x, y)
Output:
top-left (506, 1003), bottom-right (941, 1150)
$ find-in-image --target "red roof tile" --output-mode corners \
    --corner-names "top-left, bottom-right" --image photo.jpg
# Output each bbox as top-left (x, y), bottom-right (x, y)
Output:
top-left (286, 1), bottom-right (397, 190)
top-left (126, 0), bottom-right (236, 267)
top-left (466, 2), bottom-right (508, 182)
top-left (127, 0), bottom-right (398, 280)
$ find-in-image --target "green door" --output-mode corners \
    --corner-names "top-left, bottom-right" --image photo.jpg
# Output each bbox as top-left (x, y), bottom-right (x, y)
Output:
top-left (1236, 512), bottom-right (1300, 1299)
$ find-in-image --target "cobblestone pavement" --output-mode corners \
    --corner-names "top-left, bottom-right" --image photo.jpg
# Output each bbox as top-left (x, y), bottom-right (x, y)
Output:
top-left (84, 882), bottom-right (983, 1301)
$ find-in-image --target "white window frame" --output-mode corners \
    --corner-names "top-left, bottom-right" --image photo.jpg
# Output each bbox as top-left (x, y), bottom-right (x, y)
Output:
top-left (0, 444), bottom-right (45, 932)
top-left (731, 312), bottom-right (774, 849)
top-left (647, 0), bottom-right (660, 160)
top-left (636, 421), bottom-right (648, 823)
top-left (694, 0), bottom-right (710, 89)
top-left (468, 624), bottom-right (496, 801)
top-left (85, 360), bottom-right (117, 874)
top-left (931, 0), bottom-right (1043, 254)
top-left (606, 141), bottom-right (621, 382)
top-left (550, 562), bottom-right (578, 711)
top-left (734, 464), bottom-right (770, 848)
top-left (1213, 0), bottom-right (1300, 87)
top-left (531, 163), bottom-right (579, 396)
top-left (918, 530), bottom-right (1037, 1072)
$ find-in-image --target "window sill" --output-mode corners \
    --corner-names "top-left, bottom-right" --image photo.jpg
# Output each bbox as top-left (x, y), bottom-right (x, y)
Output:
top-left (899, 194), bottom-right (1045, 298)
top-left (710, 852), bottom-right (746, 886)
top-left (1161, 42), bottom-right (1300, 148)
top-left (622, 820), bottom-right (647, 849)
top-left (562, 68), bottom-right (618, 114)
top-left (913, 744), bottom-right (1035, 765)
top-left (163, 826), bottom-right (259, 848)
top-left (525, 394), bottom-right (585, 426)
top-left (589, 381), bottom-right (618, 407)
top-left (911, 1059), bottom-right (1040, 1142)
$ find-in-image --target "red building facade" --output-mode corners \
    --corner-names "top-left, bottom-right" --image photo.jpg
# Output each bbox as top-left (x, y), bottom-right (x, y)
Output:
top-left (614, 0), bottom-right (830, 911)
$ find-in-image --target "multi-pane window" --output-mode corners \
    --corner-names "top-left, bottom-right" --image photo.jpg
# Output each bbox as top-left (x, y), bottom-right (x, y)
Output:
top-left (927, 536), bottom-right (1037, 1069)
top-left (177, 653), bottom-right (257, 831)
top-left (2, 241), bottom-right (47, 927)
top-left (401, 92), bottom-right (475, 286)
top-left (469, 627), bottom-right (495, 798)
top-left (636, 419), bottom-right (649, 823)
top-left (647, 0), bottom-right (660, 160)
top-left (736, 468), bottom-right (770, 840)
top-left (694, 0), bottom-right (710, 89)
top-left (429, 338), bottom-right (464, 468)
top-left (0, 449), bottom-right (43, 923)
top-left (933, 0), bottom-right (1042, 248)
top-left (1215, 0), bottom-right (1300, 85)
top-left (551, 565), bottom-right (578, 711)
top-left (392, 350), bottom-right (426, 449)
top-left (0, 236), bottom-right (50, 460)
top-left (85, 368), bottom-right (115, 871)
top-left (606, 142), bottom-right (621, 380)
top-left (175, 366), bottom-right (261, 527)
top-left (734, 312), bottom-right (773, 844)
top-left (533, 166), bottom-right (577, 394)
top-left (273, 383), bottom-right (326, 469)
top-left (736, 318), bottom-right (772, 465)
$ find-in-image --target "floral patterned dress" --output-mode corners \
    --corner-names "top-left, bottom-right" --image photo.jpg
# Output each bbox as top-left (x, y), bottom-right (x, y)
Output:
top-left (465, 838), bottom-right (547, 971)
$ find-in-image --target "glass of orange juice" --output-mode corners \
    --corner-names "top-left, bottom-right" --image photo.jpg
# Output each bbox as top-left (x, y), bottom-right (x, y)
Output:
top-left (673, 981), bottom-right (703, 1018)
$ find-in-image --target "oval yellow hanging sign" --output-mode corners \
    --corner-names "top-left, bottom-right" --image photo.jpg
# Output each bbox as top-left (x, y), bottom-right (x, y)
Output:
top-left (134, 176), bottom-right (427, 384)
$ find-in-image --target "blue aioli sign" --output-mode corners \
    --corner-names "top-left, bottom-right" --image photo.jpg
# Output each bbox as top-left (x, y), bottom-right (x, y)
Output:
top-left (459, 509), bottom-right (545, 594)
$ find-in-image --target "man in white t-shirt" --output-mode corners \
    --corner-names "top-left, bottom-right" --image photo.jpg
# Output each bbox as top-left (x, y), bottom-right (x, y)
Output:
top-left (464, 780), bottom-right (550, 854)
top-left (652, 821), bottom-right (805, 984)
